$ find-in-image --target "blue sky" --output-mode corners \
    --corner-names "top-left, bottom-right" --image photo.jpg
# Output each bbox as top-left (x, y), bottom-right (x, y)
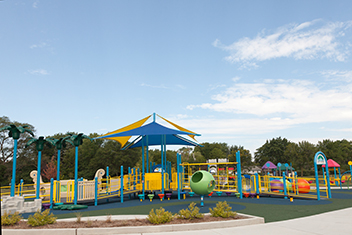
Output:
top-left (1, 0), bottom-right (352, 156)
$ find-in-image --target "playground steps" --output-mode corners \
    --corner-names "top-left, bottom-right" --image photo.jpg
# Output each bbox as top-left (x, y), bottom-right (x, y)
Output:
top-left (1, 196), bottom-right (42, 215)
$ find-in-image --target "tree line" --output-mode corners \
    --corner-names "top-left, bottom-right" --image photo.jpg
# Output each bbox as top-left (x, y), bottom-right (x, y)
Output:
top-left (1, 116), bottom-right (352, 186)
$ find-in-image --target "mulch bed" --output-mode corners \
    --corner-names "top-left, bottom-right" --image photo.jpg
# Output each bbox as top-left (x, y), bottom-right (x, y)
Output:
top-left (3, 214), bottom-right (248, 229)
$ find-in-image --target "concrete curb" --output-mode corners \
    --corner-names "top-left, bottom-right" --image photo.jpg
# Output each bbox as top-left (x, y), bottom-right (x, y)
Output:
top-left (2, 213), bottom-right (264, 235)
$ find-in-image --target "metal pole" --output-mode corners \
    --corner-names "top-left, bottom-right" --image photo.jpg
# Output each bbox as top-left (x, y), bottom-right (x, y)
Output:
top-left (57, 149), bottom-right (61, 181)
top-left (161, 135), bottom-right (164, 194)
top-left (74, 146), bottom-right (79, 204)
top-left (36, 151), bottom-right (42, 199)
top-left (121, 165), bottom-right (124, 203)
top-left (10, 139), bottom-right (18, 197)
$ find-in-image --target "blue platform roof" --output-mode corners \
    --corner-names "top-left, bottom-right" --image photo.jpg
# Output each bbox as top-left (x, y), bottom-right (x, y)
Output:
top-left (125, 134), bottom-right (202, 149)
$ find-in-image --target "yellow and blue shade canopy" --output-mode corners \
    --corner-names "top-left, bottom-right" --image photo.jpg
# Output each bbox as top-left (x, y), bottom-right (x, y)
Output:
top-left (96, 113), bottom-right (201, 149)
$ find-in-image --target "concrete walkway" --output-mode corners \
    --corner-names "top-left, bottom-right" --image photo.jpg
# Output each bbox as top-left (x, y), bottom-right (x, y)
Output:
top-left (139, 207), bottom-right (352, 235)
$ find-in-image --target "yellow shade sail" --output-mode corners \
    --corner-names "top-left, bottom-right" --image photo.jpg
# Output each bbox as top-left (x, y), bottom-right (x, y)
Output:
top-left (98, 115), bottom-right (151, 147)
top-left (157, 114), bottom-right (198, 141)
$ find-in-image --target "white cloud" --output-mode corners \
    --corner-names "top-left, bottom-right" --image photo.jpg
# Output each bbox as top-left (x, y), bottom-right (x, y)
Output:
top-left (30, 42), bottom-right (47, 49)
top-left (140, 83), bottom-right (168, 89)
top-left (321, 70), bottom-right (352, 82)
top-left (187, 74), bottom-right (352, 130)
top-left (28, 69), bottom-right (49, 75)
top-left (214, 20), bottom-right (352, 68)
top-left (33, 1), bottom-right (39, 8)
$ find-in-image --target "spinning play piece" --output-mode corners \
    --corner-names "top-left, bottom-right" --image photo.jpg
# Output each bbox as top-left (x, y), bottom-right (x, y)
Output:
top-left (190, 170), bottom-right (215, 195)
top-left (190, 170), bottom-right (215, 206)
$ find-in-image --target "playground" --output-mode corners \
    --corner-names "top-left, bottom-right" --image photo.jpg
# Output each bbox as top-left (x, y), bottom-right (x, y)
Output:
top-left (2, 113), bottom-right (352, 229)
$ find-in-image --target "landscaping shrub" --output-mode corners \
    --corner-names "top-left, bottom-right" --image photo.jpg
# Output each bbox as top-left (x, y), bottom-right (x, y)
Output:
top-left (147, 207), bottom-right (174, 224)
top-left (27, 209), bottom-right (57, 227)
top-left (209, 201), bottom-right (237, 218)
top-left (177, 202), bottom-right (203, 220)
top-left (1, 211), bottom-right (23, 226)
top-left (75, 212), bottom-right (82, 223)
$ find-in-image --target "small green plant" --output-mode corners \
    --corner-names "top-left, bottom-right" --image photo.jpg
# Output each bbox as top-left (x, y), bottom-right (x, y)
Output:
top-left (75, 212), bottom-right (82, 223)
top-left (27, 209), bottom-right (57, 227)
top-left (147, 207), bottom-right (174, 224)
top-left (86, 218), bottom-right (93, 227)
top-left (106, 214), bottom-right (112, 223)
top-left (177, 202), bottom-right (204, 220)
top-left (1, 211), bottom-right (23, 226)
top-left (209, 201), bottom-right (237, 218)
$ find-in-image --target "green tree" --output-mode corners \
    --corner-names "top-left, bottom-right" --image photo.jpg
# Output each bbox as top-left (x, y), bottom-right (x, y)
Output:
top-left (26, 136), bottom-right (54, 198)
top-left (254, 137), bottom-right (290, 166)
top-left (228, 145), bottom-right (253, 170)
top-left (0, 119), bottom-right (35, 195)
top-left (295, 141), bottom-right (316, 176)
top-left (194, 142), bottom-right (228, 160)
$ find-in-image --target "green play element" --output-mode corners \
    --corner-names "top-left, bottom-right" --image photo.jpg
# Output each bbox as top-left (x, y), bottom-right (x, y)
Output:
top-left (53, 204), bottom-right (88, 210)
top-left (190, 170), bottom-right (215, 195)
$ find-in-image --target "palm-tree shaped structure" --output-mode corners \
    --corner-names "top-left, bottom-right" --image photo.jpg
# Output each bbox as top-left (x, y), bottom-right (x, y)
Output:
top-left (26, 136), bottom-right (54, 199)
top-left (67, 133), bottom-right (93, 204)
top-left (47, 136), bottom-right (73, 181)
top-left (0, 124), bottom-right (34, 196)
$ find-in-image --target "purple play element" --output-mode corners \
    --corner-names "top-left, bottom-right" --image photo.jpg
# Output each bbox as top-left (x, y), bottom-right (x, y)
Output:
top-left (261, 161), bottom-right (277, 169)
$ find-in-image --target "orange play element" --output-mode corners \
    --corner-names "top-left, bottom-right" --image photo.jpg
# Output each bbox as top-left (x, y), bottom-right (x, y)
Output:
top-left (158, 194), bottom-right (164, 201)
top-left (243, 192), bottom-right (250, 198)
top-left (208, 192), bottom-right (213, 197)
top-left (293, 179), bottom-right (310, 194)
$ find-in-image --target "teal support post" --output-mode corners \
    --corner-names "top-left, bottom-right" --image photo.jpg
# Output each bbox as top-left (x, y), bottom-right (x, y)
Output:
top-left (164, 135), bottom-right (167, 191)
top-left (128, 167), bottom-right (131, 199)
top-left (19, 179), bottom-right (23, 196)
top-left (283, 172), bottom-right (287, 199)
top-left (334, 167), bottom-right (338, 186)
top-left (50, 178), bottom-right (54, 208)
top-left (294, 172), bottom-right (298, 195)
top-left (177, 153), bottom-right (181, 200)
top-left (57, 149), bottom-right (61, 181)
top-left (10, 139), bottom-right (18, 197)
top-left (137, 168), bottom-right (140, 184)
top-left (106, 166), bottom-right (110, 202)
top-left (142, 137), bottom-right (145, 198)
top-left (338, 167), bottom-right (341, 187)
top-left (74, 146), bottom-right (79, 205)
top-left (146, 136), bottom-right (149, 173)
top-left (36, 151), bottom-right (42, 199)
top-left (121, 165), bottom-right (124, 203)
top-left (106, 166), bottom-right (109, 193)
top-left (95, 177), bottom-right (98, 206)
top-left (133, 168), bottom-right (136, 190)
top-left (161, 135), bottom-right (164, 194)
top-left (236, 151), bottom-right (242, 199)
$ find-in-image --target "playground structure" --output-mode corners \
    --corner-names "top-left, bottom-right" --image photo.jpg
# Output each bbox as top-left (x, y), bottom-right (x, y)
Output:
top-left (0, 151), bottom-right (243, 210)
top-left (2, 149), bottom-right (350, 216)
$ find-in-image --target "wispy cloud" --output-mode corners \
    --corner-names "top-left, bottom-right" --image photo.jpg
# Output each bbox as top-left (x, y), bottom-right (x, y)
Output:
top-left (28, 69), bottom-right (49, 75)
top-left (140, 83), bottom-right (168, 89)
top-left (187, 72), bottom-right (352, 131)
top-left (214, 20), bottom-right (352, 68)
top-left (30, 42), bottom-right (55, 54)
top-left (33, 1), bottom-right (39, 8)
top-left (30, 42), bottom-right (47, 49)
